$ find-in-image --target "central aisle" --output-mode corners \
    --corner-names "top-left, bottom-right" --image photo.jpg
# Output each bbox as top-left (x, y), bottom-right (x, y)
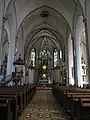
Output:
top-left (20, 90), bottom-right (68, 120)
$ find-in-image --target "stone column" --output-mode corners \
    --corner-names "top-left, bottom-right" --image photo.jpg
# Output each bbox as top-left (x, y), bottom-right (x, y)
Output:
top-left (17, 37), bottom-right (23, 58)
top-left (7, 40), bottom-right (15, 75)
top-left (84, 1), bottom-right (90, 84)
top-left (71, 37), bottom-right (78, 86)
top-left (65, 37), bottom-right (69, 85)
top-left (75, 17), bottom-right (84, 87)
top-left (28, 68), bottom-right (34, 84)
top-left (68, 35), bottom-right (74, 85)
top-left (34, 50), bottom-right (38, 83)
top-left (0, 0), bottom-right (6, 67)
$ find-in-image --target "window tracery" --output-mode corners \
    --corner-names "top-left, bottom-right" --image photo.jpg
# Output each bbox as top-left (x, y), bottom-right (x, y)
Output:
top-left (31, 49), bottom-right (35, 67)
top-left (54, 49), bottom-right (58, 67)
top-left (60, 50), bottom-right (62, 59)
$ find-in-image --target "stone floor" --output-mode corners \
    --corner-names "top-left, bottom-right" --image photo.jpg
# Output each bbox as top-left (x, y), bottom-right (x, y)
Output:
top-left (19, 90), bottom-right (68, 120)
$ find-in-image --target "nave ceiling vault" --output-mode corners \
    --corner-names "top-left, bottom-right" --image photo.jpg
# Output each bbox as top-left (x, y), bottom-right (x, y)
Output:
top-left (25, 28), bottom-right (62, 52)
top-left (3, 0), bottom-right (84, 60)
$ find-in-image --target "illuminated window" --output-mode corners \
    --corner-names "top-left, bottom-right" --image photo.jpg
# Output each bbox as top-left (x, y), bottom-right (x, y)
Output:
top-left (54, 49), bottom-right (58, 67)
top-left (60, 50), bottom-right (62, 59)
top-left (31, 49), bottom-right (35, 67)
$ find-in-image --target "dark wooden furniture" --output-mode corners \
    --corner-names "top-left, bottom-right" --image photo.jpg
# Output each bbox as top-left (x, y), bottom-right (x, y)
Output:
top-left (52, 85), bottom-right (90, 120)
top-left (0, 84), bottom-right (36, 120)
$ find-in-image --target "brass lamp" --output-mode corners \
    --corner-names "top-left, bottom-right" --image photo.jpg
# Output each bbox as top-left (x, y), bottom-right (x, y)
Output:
top-left (42, 65), bottom-right (46, 70)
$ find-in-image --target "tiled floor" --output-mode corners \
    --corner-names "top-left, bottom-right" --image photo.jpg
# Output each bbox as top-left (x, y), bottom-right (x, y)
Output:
top-left (19, 90), bottom-right (68, 120)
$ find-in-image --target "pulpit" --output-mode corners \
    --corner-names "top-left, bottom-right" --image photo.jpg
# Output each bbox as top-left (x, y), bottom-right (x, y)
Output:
top-left (13, 54), bottom-right (25, 85)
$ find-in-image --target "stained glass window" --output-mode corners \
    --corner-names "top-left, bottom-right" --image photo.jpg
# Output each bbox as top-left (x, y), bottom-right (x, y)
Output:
top-left (31, 49), bottom-right (35, 67)
top-left (60, 50), bottom-right (62, 59)
top-left (54, 49), bottom-right (58, 67)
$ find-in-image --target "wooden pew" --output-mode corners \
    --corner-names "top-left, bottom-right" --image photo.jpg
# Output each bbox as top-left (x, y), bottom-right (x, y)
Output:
top-left (0, 94), bottom-right (18, 120)
top-left (70, 94), bottom-right (90, 120)
top-left (62, 88), bottom-right (90, 118)
top-left (76, 98), bottom-right (90, 120)
top-left (0, 87), bottom-right (25, 112)
top-left (0, 84), bottom-right (36, 108)
top-left (0, 84), bottom-right (36, 120)
top-left (52, 85), bottom-right (90, 120)
top-left (0, 100), bottom-right (11, 120)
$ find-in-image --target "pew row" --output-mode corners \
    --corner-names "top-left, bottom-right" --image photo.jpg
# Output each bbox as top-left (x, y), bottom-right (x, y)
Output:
top-left (52, 85), bottom-right (90, 120)
top-left (0, 84), bottom-right (36, 120)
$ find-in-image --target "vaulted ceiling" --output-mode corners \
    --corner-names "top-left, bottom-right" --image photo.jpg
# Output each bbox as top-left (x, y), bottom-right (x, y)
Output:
top-left (5, 0), bottom-right (84, 56)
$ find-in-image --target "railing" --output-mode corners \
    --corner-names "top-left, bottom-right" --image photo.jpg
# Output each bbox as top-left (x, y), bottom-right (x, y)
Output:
top-left (0, 75), bottom-right (3, 81)
top-left (38, 79), bottom-right (49, 84)
top-left (0, 68), bottom-right (3, 81)
top-left (0, 74), bottom-right (12, 87)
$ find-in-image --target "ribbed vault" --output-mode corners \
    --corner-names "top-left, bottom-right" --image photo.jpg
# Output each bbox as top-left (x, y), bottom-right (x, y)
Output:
top-left (4, 0), bottom-right (84, 62)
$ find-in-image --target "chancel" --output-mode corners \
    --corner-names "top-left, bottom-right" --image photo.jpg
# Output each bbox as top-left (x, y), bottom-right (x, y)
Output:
top-left (0, 0), bottom-right (90, 120)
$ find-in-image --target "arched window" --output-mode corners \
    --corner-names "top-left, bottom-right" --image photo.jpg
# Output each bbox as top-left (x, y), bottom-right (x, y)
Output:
top-left (60, 50), bottom-right (62, 59)
top-left (54, 49), bottom-right (58, 67)
top-left (31, 49), bottom-right (35, 67)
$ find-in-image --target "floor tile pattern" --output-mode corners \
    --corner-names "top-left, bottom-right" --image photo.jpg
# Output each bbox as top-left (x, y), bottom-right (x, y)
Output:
top-left (19, 90), bottom-right (68, 120)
